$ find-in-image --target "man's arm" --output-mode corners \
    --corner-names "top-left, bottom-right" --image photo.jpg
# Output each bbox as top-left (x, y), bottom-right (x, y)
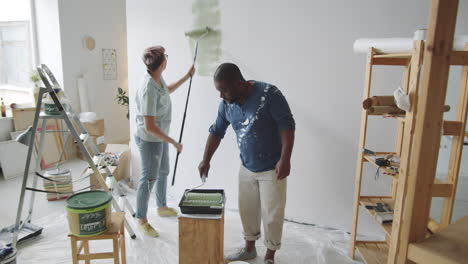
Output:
top-left (276, 130), bottom-right (295, 180)
top-left (198, 134), bottom-right (222, 178)
top-left (198, 102), bottom-right (230, 178)
top-left (268, 86), bottom-right (296, 180)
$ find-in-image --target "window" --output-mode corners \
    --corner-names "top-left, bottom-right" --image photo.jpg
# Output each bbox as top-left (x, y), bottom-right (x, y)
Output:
top-left (0, 21), bottom-right (33, 87)
top-left (0, 0), bottom-right (35, 111)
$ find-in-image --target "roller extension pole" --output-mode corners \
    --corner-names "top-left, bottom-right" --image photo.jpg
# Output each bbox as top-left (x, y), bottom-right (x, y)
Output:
top-left (171, 41), bottom-right (200, 186)
top-left (171, 27), bottom-right (211, 186)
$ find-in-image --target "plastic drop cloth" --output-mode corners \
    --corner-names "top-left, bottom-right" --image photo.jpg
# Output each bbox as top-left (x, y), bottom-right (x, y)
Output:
top-left (14, 187), bottom-right (363, 264)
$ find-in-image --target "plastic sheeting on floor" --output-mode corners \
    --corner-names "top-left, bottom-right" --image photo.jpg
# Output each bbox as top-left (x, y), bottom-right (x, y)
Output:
top-left (14, 189), bottom-right (362, 264)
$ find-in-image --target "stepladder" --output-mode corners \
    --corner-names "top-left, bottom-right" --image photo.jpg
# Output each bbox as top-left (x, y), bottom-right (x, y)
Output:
top-left (5, 64), bottom-right (136, 248)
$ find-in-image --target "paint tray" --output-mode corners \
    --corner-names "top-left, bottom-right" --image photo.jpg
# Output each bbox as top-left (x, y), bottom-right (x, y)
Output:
top-left (0, 222), bottom-right (43, 247)
top-left (178, 189), bottom-right (225, 215)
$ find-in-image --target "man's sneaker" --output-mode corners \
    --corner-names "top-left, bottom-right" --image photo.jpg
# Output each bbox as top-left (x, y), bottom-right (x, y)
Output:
top-left (225, 247), bottom-right (257, 262)
top-left (265, 259), bottom-right (274, 264)
top-left (158, 207), bottom-right (178, 217)
top-left (138, 222), bottom-right (159, 237)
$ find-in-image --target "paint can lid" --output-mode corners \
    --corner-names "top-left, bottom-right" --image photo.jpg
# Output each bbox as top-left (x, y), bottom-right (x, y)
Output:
top-left (45, 168), bottom-right (71, 176)
top-left (66, 190), bottom-right (112, 209)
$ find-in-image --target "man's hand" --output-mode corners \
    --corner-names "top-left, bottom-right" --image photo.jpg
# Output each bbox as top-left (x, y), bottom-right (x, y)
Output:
top-left (275, 158), bottom-right (291, 180)
top-left (198, 160), bottom-right (210, 179)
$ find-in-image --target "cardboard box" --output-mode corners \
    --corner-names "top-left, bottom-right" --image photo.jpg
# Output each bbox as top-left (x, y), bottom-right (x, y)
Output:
top-left (76, 135), bottom-right (106, 160)
top-left (82, 119), bottom-right (105, 136)
top-left (88, 166), bottom-right (117, 190)
top-left (90, 135), bottom-right (106, 151)
top-left (105, 144), bottom-right (130, 182)
top-left (87, 144), bottom-right (130, 189)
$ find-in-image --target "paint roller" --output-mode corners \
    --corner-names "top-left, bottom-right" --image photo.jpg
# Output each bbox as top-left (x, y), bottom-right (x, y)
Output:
top-left (171, 26), bottom-right (213, 186)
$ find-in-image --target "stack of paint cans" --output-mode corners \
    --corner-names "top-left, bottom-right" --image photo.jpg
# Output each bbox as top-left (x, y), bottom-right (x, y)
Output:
top-left (42, 168), bottom-right (73, 201)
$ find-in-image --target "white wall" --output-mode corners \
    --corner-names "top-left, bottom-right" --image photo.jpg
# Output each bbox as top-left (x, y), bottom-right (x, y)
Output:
top-left (57, 0), bottom-right (129, 143)
top-left (126, 0), bottom-right (468, 236)
top-left (34, 0), bottom-right (63, 87)
top-left (33, 0), bottom-right (129, 143)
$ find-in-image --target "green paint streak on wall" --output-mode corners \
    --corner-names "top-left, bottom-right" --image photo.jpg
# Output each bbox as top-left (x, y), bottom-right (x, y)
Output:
top-left (189, 0), bottom-right (222, 76)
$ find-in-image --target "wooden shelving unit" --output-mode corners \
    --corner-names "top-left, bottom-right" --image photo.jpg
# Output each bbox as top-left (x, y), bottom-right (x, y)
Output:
top-left (349, 1), bottom-right (468, 263)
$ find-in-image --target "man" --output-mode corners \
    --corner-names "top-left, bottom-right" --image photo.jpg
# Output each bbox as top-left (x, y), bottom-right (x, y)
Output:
top-left (198, 63), bottom-right (295, 264)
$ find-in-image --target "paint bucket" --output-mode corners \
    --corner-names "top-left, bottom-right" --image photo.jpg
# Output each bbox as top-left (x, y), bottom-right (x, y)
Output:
top-left (66, 191), bottom-right (112, 236)
top-left (44, 102), bottom-right (65, 115)
top-left (43, 90), bottom-right (69, 115)
top-left (0, 247), bottom-right (17, 264)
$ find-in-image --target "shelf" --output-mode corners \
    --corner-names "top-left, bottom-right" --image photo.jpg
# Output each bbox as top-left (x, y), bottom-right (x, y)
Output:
top-left (367, 112), bottom-right (405, 117)
top-left (373, 53), bottom-right (412, 59)
top-left (397, 119), bottom-right (464, 136)
top-left (371, 53), bottom-right (412, 66)
top-left (443, 121), bottom-right (463, 136)
top-left (432, 179), bottom-right (453, 197)
top-left (359, 196), bottom-right (394, 237)
top-left (356, 241), bottom-right (389, 264)
top-left (449, 50), bottom-right (468, 66)
top-left (363, 154), bottom-right (399, 177)
top-left (407, 215), bottom-right (468, 264)
top-left (39, 111), bottom-right (73, 119)
top-left (364, 154), bottom-right (400, 167)
top-left (363, 153), bottom-right (453, 196)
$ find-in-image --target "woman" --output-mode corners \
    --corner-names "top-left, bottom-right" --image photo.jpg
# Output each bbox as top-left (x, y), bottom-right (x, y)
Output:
top-left (134, 45), bottom-right (195, 237)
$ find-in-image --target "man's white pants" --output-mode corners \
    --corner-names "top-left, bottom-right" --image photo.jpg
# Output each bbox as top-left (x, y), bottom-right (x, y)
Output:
top-left (238, 165), bottom-right (287, 250)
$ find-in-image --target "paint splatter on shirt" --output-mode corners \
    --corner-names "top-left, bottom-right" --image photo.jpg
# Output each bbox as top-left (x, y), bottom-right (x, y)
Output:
top-left (209, 81), bottom-right (295, 172)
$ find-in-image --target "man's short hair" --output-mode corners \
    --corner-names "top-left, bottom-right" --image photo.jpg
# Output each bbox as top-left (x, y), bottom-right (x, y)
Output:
top-left (214, 63), bottom-right (245, 83)
top-left (142, 46), bottom-right (165, 72)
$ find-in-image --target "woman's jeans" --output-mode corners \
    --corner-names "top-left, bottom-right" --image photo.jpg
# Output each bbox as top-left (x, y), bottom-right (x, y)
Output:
top-left (135, 136), bottom-right (169, 219)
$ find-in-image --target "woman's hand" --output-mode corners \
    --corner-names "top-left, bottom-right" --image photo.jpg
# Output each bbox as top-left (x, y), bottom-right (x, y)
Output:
top-left (172, 142), bottom-right (183, 153)
top-left (186, 65), bottom-right (196, 78)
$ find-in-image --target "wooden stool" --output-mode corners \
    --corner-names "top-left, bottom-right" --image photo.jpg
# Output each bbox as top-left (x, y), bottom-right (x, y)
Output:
top-left (69, 212), bottom-right (126, 264)
top-left (179, 211), bottom-right (224, 264)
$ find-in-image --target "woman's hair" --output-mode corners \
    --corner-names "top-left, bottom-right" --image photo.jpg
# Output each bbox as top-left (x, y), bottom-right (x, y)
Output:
top-left (142, 46), bottom-right (166, 72)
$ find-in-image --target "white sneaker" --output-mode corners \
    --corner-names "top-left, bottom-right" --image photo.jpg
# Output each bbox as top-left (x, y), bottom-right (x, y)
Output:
top-left (225, 247), bottom-right (257, 262)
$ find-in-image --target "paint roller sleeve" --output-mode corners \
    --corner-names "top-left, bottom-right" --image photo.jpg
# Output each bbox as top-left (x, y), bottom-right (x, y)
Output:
top-left (184, 27), bottom-right (213, 38)
top-left (209, 81), bottom-right (295, 173)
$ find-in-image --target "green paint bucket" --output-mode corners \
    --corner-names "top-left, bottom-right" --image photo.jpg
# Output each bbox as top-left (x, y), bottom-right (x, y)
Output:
top-left (44, 102), bottom-right (68, 115)
top-left (66, 191), bottom-right (112, 237)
